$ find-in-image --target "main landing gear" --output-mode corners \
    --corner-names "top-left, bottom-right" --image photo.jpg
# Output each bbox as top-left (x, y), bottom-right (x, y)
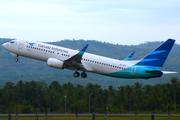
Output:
top-left (81, 72), bottom-right (87, 78)
top-left (73, 71), bottom-right (87, 78)
top-left (73, 71), bottom-right (80, 77)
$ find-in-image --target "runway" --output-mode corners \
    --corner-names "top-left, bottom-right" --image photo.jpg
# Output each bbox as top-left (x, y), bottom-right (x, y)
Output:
top-left (0, 113), bottom-right (180, 118)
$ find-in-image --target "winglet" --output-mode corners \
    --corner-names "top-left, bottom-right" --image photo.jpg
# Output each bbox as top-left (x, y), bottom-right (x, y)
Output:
top-left (124, 51), bottom-right (135, 61)
top-left (77, 44), bottom-right (89, 56)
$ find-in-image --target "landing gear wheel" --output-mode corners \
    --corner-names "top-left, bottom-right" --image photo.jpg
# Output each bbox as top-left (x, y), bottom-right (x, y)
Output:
top-left (81, 72), bottom-right (87, 78)
top-left (14, 58), bottom-right (18, 62)
top-left (73, 72), bottom-right (80, 78)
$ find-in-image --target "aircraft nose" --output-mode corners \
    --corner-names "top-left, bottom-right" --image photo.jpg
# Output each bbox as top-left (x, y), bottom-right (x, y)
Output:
top-left (2, 43), bottom-right (7, 48)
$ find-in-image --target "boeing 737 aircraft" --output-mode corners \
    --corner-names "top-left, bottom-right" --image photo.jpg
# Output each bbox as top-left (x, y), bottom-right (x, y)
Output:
top-left (2, 39), bottom-right (177, 79)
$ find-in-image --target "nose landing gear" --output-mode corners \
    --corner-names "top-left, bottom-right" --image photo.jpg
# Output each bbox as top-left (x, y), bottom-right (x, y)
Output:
top-left (14, 56), bottom-right (18, 62)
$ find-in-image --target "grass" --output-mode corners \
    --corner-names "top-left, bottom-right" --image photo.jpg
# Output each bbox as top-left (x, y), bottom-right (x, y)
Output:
top-left (0, 117), bottom-right (180, 120)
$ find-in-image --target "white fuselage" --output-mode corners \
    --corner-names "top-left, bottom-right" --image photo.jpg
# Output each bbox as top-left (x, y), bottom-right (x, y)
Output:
top-left (3, 40), bottom-right (136, 77)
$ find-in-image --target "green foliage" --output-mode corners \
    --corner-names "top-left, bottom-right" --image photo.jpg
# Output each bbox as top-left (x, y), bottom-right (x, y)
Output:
top-left (16, 104), bottom-right (24, 113)
top-left (70, 100), bottom-right (88, 113)
top-left (22, 105), bottom-right (34, 113)
top-left (0, 105), bottom-right (6, 113)
top-left (0, 80), bottom-right (179, 113)
top-left (8, 102), bottom-right (16, 113)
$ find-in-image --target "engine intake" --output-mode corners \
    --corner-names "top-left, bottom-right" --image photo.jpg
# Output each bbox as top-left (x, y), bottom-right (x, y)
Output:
top-left (47, 58), bottom-right (64, 69)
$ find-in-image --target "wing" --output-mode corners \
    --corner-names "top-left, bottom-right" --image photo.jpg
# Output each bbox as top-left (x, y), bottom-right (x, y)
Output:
top-left (65, 44), bottom-right (88, 63)
top-left (62, 44), bottom-right (93, 71)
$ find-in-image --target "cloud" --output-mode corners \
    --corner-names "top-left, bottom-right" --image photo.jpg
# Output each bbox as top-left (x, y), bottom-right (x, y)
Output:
top-left (0, 0), bottom-right (180, 45)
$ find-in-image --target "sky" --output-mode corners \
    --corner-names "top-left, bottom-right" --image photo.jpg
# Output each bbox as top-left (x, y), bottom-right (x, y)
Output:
top-left (0, 0), bottom-right (180, 45)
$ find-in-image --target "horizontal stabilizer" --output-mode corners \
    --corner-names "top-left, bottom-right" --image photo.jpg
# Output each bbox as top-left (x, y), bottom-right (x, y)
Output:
top-left (146, 70), bottom-right (177, 74)
top-left (162, 71), bottom-right (178, 74)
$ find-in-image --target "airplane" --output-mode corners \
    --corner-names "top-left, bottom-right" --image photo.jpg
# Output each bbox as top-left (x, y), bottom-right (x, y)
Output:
top-left (2, 39), bottom-right (177, 79)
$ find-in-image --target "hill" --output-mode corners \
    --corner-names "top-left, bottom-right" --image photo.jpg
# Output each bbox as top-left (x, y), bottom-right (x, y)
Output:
top-left (0, 38), bottom-right (179, 88)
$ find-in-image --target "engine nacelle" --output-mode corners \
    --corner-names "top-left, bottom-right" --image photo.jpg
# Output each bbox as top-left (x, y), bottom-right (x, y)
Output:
top-left (47, 58), bottom-right (64, 69)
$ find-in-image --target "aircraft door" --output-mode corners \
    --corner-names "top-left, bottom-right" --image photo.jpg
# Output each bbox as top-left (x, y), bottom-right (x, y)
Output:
top-left (131, 67), bottom-right (136, 75)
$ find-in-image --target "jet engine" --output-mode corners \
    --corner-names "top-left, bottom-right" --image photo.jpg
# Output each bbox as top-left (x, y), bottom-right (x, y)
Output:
top-left (47, 58), bottom-right (64, 69)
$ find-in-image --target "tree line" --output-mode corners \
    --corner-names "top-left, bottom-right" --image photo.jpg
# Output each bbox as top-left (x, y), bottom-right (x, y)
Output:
top-left (0, 77), bottom-right (179, 113)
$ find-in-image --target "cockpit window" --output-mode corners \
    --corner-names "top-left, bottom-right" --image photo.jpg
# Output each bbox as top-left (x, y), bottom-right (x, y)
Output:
top-left (10, 41), bottom-right (15, 44)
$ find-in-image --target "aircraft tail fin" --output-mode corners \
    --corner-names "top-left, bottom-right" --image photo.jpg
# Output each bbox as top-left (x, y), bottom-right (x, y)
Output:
top-left (136, 39), bottom-right (175, 70)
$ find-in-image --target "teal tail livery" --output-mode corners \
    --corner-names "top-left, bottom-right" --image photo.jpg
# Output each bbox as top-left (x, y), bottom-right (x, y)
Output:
top-left (2, 38), bottom-right (177, 79)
